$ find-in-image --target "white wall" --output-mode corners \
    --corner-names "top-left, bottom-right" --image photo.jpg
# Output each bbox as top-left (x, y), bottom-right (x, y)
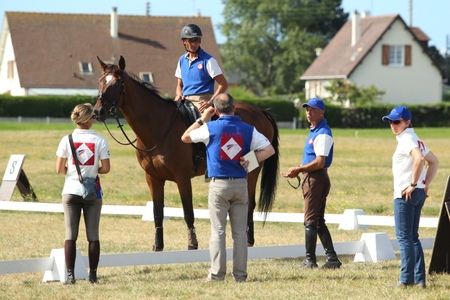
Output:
top-left (350, 19), bottom-right (442, 104)
top-left (0, 32), bottom-right (24, 95)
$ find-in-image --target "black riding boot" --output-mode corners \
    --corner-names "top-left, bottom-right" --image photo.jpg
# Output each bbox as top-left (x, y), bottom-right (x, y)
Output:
top-left (302, 222), bottom-right (318, 268)
top-left (88, 241), bottom-right (100, 283)
top-left (64, 240), bottom-right (76, 284)
top-left (317, 226), bottom-right (342, 269)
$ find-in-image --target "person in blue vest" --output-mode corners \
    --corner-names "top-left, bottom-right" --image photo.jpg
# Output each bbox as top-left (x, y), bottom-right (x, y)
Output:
top-left (174, 24), bottom-right (228, 113)
top-left (181, 93), bottom-right (275, 282)
top-left (281, 97), bottom-right (342, 269)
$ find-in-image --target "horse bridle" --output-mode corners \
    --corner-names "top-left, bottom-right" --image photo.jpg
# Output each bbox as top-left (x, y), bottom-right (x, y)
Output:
top-left (96, 77), bottom-right (151, 150)
top-left (97, 72), bottom-right (180, 153)
top-left (97, 80), bottom-right (124, 115)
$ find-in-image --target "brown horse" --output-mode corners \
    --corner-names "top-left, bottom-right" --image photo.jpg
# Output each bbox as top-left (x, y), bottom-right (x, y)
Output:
top-left (94, 56), bottom-right (279, 251)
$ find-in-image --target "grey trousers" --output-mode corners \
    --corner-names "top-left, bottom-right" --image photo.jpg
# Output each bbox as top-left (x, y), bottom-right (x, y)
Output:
top-left (62, 194), bottom-right (102, 241)
top-left (207, 178), bottom-right (248, 282)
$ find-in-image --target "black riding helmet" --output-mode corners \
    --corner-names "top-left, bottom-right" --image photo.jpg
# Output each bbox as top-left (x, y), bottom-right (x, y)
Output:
top-left (180, 24), bottom-right (203, 39)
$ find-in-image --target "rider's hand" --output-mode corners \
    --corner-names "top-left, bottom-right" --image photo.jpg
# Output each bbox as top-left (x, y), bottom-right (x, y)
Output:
top-left (198, 100), bottom-right (211, 113)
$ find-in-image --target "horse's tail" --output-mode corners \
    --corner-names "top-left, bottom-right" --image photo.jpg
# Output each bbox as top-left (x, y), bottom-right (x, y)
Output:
top-left (258, 109), bottom-right (279, 221)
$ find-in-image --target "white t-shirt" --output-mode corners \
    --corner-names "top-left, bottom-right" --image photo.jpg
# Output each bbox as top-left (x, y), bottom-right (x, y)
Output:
top-left (392, 128), bottom-right (429, 198)
top-left (56, 129), bottom-right (110, 196)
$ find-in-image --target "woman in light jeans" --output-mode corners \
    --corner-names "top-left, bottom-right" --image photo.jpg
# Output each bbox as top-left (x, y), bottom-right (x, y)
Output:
top-left (382, 105), bottom-right (438, 289)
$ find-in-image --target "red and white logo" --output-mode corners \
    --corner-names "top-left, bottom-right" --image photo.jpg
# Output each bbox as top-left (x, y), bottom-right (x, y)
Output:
top-left (220, 134), bottom-right (243, 160)
top-left (73, 142), bottom-right (95, 165)
top-left (197, 63), bottom-right (204, 70)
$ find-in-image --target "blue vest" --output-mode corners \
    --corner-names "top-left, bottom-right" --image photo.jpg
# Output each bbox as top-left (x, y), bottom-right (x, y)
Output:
top-left (302, 119), bottom-right (333, 168)
top-left (179, 48), bottom-right (215, 96)
top-left (205, 115), bottom-right (254, 178)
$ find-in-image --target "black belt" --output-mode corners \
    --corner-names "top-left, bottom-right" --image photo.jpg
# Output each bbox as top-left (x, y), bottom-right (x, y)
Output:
top-left (212, 177), bottom-right (246, 181)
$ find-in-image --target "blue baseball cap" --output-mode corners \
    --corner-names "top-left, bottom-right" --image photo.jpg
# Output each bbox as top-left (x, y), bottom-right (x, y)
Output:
top-left (302, 97), bottom-right (325, 111)
top-left (382, 106), bottom-right (412, 121)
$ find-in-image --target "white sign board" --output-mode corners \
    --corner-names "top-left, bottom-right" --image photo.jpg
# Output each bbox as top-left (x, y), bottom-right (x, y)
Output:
top-left (3, 154), bottom-right (26, 181)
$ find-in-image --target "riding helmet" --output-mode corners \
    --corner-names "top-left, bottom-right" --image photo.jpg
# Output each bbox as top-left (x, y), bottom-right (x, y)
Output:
top-left (180, 24), bottom-right (203, 39)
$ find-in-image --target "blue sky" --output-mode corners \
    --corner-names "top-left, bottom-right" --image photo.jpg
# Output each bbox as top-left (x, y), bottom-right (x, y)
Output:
top-left (1, 0), bottom-right (448, 53)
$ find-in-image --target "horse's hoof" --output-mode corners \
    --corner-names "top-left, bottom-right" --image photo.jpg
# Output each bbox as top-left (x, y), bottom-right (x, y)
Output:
top-left (247, 243), bottom-right (254, 247)
top-left (188, 244), bottom-right (198, 250)
top-left (152, 245), bottom-right (163, 252)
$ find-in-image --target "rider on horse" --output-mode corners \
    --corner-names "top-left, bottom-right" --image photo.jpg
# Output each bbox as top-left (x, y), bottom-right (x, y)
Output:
top-left (174, 23), bottom-right (228, 116)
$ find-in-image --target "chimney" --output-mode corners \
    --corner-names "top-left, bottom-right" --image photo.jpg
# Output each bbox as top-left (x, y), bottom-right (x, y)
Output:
top-left (351, 10), bottom-right (361, 47)
top-left (110, 7), bottom-right (118, 38)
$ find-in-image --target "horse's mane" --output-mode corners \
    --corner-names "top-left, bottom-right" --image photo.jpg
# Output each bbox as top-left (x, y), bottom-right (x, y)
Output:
top-left (124, 71), bottom-right (176, 104)
top-left (126, 71), bottom-right (159, 93)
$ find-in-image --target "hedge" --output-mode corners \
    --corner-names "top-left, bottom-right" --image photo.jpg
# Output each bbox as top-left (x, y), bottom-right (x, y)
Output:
top-left (1, 95), bottom-right (449, 128)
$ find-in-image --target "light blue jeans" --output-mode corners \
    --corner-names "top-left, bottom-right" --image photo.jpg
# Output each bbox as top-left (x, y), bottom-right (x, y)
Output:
top-left (394, 188), bottom-right (426, 284)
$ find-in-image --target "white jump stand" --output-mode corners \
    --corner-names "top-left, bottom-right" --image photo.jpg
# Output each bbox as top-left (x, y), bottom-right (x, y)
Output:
top-left (42, 248), bottom-right (88, 283)
top-left (338, 209), bottom-right (367, 230)
top-left (354, 232), bottom-right (396, 263)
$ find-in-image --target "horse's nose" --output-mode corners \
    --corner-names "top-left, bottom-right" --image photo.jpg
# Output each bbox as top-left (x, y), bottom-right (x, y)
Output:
top-left (93, 107), bottom-right (107, 122)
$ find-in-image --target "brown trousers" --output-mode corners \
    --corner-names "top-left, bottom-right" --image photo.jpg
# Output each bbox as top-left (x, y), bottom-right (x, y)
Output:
top-left (302, 168), bottom-right (330, 228)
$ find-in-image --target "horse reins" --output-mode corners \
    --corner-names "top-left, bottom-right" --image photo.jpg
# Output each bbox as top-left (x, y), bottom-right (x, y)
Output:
top-left (98, 75), bottom-right (181, 153)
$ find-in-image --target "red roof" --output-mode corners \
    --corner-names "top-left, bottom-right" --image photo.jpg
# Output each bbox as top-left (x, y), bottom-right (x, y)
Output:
top-left (5, 12), bottom-right (222, 97)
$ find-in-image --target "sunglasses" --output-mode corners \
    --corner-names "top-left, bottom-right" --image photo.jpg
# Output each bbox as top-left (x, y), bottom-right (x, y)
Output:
top-left (389, 120), bottom-right (402, 125)
top-left (186, 38), bottom-right (201, 44)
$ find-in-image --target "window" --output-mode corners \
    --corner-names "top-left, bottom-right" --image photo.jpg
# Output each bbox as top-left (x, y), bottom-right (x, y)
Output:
top-left (7, 61), bottom-right (15, 79)
top-left (382, 45), bottom-right (412, 67)
top-left (79, 61), bottom-right (93, 74)
top-left (389, 45), bottom-right (403, 66)
top-left (140, 72), bottom-right (154, 84)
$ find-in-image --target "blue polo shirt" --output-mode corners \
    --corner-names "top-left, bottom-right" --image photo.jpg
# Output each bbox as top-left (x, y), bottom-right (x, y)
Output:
top-left (178, 48), bottom-right (216, 96)
top-left (302, 119), bottom-right (333, 168)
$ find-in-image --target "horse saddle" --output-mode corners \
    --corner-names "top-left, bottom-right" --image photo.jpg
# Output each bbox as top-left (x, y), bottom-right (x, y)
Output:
top-left (177, 100), bottom-right (205, 175)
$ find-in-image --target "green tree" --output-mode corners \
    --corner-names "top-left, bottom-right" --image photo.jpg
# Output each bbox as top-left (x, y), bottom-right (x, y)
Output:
top-left (220, 0), bottom-right (348, 96)
top-left (323, 79), bottom-right (385, 106)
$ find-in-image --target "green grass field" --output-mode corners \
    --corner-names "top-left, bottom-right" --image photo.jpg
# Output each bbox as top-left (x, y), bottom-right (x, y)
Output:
top-left (0, 123), bottom-right (449, 299)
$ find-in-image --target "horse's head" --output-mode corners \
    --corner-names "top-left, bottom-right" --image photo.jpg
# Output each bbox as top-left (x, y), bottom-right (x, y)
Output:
top-left (93, 56), bottom-right (126, 122)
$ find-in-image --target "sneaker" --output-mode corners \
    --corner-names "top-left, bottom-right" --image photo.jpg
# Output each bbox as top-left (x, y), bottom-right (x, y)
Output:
top-left (388, 282), bottom-right (415, 289)
top-left (301, 260), bottom-right (318, 269)
top-left (321, 259), bottom-right (342, 269)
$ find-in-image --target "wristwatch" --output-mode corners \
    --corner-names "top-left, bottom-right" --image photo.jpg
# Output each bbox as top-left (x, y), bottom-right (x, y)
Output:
top-left (196, 118), bottom-right (203, 125)
top-left (410, 182), bottom-right (417, 187)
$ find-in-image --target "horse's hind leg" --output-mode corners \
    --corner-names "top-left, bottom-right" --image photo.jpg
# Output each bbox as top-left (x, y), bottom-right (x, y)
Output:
top-left (177, 179), bottom-right (198, 250)
top-left (247, 171), bottom-right (259, 247)
top-left (147, 174), bottom-right (165, 251)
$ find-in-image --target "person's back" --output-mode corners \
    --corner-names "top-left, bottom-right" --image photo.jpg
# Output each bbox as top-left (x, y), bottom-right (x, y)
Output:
top-left (181, 93), bottom-right (275, 282)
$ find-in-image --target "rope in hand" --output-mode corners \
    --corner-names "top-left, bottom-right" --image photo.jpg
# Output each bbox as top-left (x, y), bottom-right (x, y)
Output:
top-left (287, 175), bottom-right (301, 189)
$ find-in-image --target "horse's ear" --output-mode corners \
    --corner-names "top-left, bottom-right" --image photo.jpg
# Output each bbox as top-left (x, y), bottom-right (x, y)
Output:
top-left (118, 56), bottom-right (125, 70)
top-left (97, 56), bottom-right (107, 71)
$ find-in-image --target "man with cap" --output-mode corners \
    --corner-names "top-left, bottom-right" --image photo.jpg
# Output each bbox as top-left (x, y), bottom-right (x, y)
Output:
top-left (382, 106), bottom-right (439, 288)
top-left (174, 24), bottom-right (228, 113)
top-left (281, 97), bottom-right (342, 269)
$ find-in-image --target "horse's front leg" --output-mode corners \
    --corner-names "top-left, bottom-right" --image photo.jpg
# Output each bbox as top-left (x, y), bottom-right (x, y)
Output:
top-left (176, 178), bottom-right (198, 250)
top-left (147, 173), bottom-right (165, 251)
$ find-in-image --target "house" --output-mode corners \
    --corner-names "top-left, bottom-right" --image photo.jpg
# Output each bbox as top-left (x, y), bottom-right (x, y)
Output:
top-left (301, 11), bottom-right (444, 105)
top-left (0, 8), bottom-right (223, 97)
